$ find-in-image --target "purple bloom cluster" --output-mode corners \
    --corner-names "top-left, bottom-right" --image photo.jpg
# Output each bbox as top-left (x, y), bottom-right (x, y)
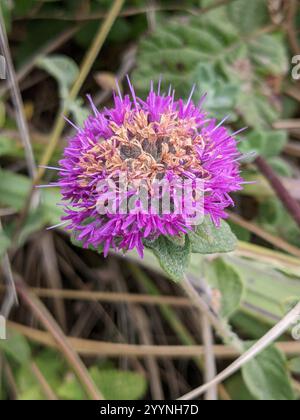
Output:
top-left (58, 81), bottom-right (243, 257)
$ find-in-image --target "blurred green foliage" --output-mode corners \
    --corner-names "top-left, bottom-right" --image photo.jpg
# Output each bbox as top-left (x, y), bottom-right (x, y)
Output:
top-left (0, 0), bottom-right (299, 401)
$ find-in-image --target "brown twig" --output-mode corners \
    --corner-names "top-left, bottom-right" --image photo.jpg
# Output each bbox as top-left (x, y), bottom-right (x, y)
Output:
top-left (273, 119), bottom-right (300, 130)
top-left (284, 141), bottom-right (300, 158)
top-left (255, 156), bottom-right (300, 229)
top-left (40, 234), bottom-right (67, 332)
top-left (128, 263), bottom-right (232, 400)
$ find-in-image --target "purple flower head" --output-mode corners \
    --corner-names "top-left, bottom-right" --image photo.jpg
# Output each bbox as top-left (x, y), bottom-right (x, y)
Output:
top-left (58, 80), bottom-right (243, 258)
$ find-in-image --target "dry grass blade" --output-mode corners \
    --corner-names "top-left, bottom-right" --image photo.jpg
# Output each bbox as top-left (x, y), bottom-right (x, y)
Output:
top-left (40, 234), bottom-right (67, 331)
top-left (15, 279), bottom-right (104, 400)
top-left (0, 220), bottom-right (18, 317)
top-left (128, 262), bottom-right (228, 398)
top-left (229, 212), bottom-right (300, 259)
top-left (8, 321), bottom-right (300, 358)
top-left (237, 241), bottom-right (300, 270)
top-left (273, 119), bottom-right (300, 130)
top-left (0, 285), bottom-right (192, 307)
top-left (146, 0), bottom-right (157, 32)
top-left (0, 8), bottom-right (37, 179)
top-left (201, 315), bottom-right (217, 400)
top-left (178, 302), bottom-right (300, 400)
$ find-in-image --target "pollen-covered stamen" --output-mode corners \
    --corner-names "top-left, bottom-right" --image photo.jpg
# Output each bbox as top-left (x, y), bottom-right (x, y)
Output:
top-left (78, 109), bottom-right (209, 187)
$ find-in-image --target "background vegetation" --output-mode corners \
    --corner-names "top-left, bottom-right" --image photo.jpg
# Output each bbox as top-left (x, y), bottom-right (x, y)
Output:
top-left (0, 0), bottom-right (300, 401)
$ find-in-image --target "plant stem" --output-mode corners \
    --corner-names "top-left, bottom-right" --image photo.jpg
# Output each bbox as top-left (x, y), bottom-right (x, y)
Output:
top-left (181, 276), bottom-right (244, 352)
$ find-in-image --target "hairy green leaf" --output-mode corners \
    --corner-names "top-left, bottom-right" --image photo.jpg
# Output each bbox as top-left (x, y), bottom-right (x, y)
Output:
top-left (145, 236), bottom-right (191, 282)
top-left (242, 345), bottom-right (295, 401)
top-left (227, 0), bottom-right (269, 34)
top-left (240, 130), bottom-right (288, 160)
top-left (288, 357), bottom-right (300, 375)
top-left (0, 332), bottom-right (31, 365)
top-left (205, 257), bottom-right (244, 318)
top-left (37, 55), bottom-right (79, 95)
top-left (189, 218), bottom-right (237, 254)
top-left (133, 8), bottom-right (288, 130)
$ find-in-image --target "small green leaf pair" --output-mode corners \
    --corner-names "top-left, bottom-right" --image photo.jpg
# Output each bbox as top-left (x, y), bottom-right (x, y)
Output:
top-left (226, 344), bottom-right (295, 400)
